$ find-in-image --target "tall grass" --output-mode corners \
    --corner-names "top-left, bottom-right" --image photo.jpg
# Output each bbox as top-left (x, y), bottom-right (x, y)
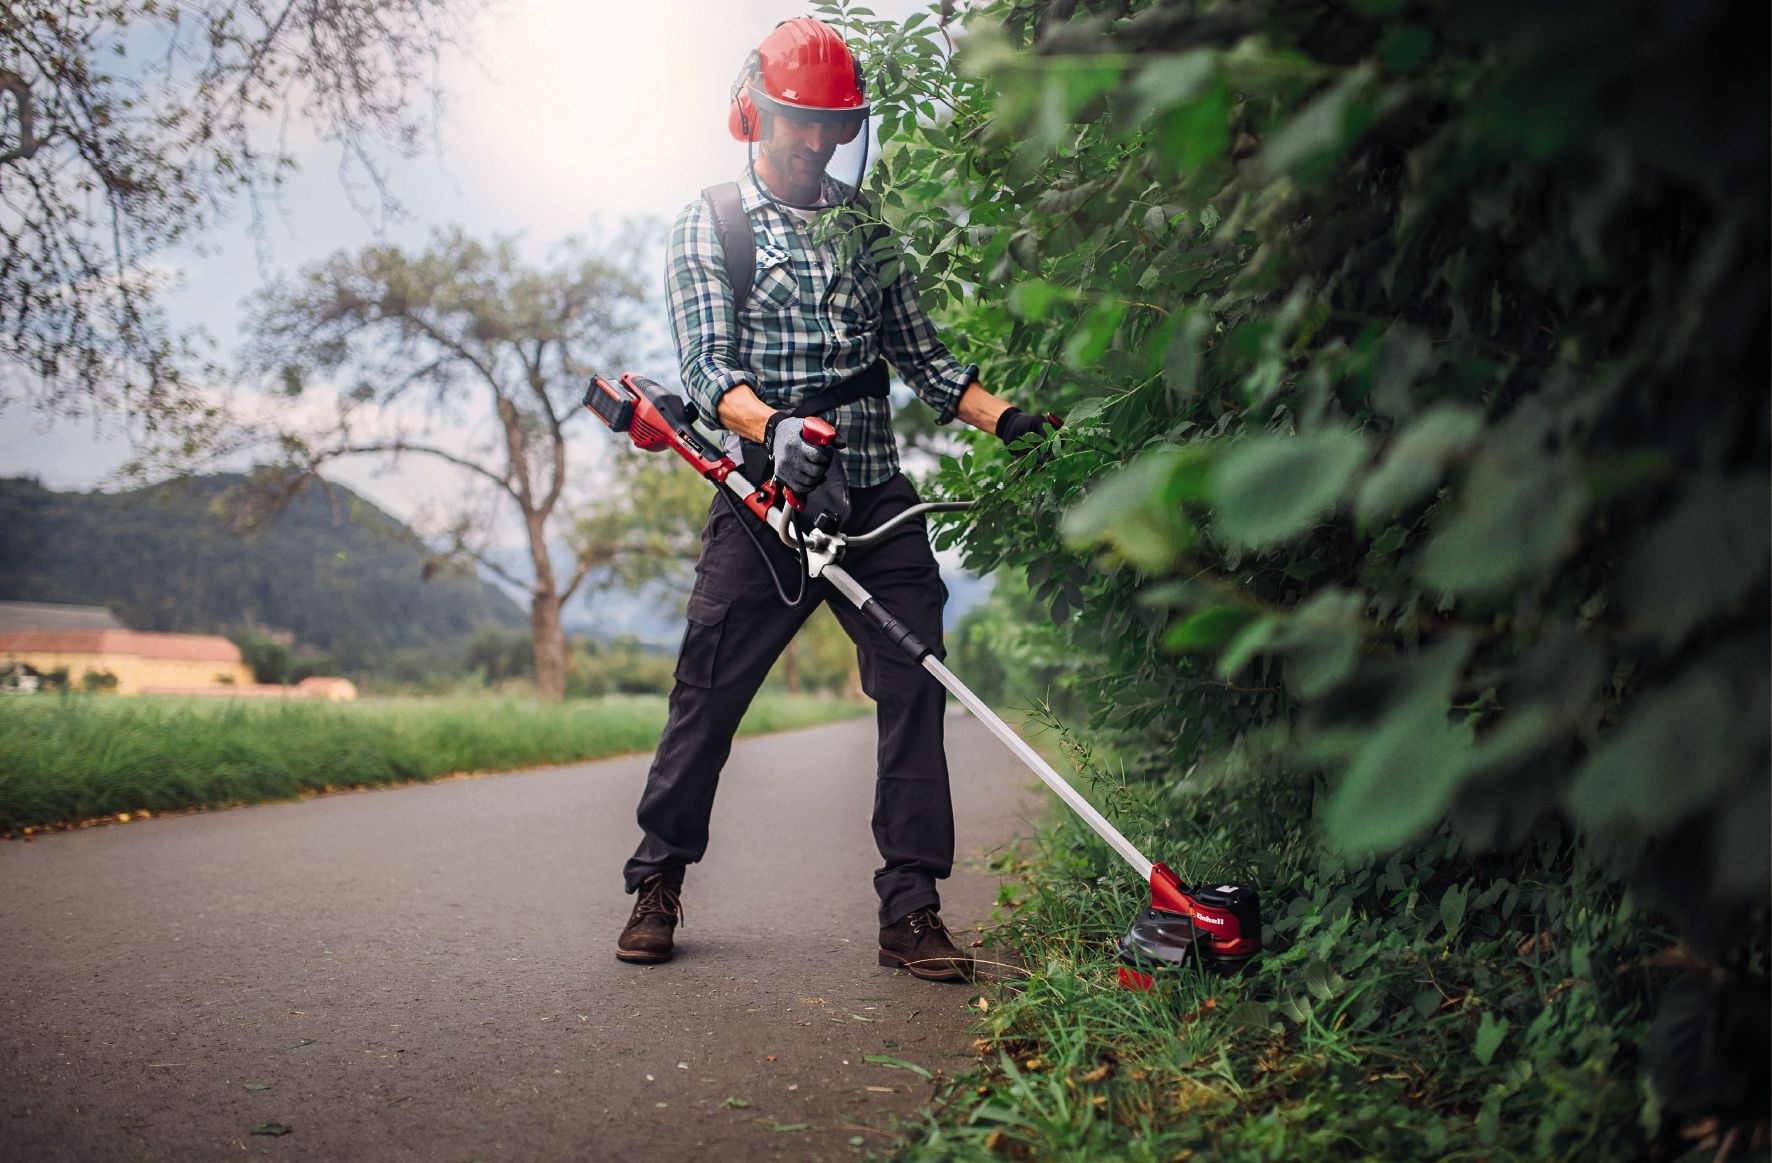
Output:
top-left (0, 692), bottom-right (868, 832)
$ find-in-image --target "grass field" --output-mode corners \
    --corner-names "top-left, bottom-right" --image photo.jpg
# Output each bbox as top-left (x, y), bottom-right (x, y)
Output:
top-left (0, 691), bottom-right (870, 833)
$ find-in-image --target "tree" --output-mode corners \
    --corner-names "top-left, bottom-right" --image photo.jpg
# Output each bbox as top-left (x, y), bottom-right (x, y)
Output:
top-left (572, 447), bottom-right (710, 613)
top-left (0, 0), bottom-right (480, 443)
top-left (233, 631), bottom-right (294, 686)
top-left (243, 226), bottom-right (655, 699)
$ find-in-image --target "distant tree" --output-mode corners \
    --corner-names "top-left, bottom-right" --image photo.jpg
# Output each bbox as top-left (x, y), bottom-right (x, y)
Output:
top-left (233, 632), bottom-right (294, 685)
top-left (244, 228), bottom-right (655, 699)
top-left (0, 0), bottom-right (482, 445)
top-left (79, 669), bottom-right (118, 692)
top-left (572, 447), bottom-right (709, 614)
top-left (464, 624), bottom-right (533, 684)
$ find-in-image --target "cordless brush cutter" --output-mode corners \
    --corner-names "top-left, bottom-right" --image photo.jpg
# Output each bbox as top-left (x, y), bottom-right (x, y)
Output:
top-left (584, 372), bottom-right (1261, 985)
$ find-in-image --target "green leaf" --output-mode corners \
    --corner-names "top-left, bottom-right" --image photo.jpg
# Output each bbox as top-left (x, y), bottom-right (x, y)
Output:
top-left (1217, 615), bottom-right (1278, 679)
top-left (1125, 52), bottom-right (1217, 126)
top-left (1161, 310), bottom-right (1213, 402)
top-left (250, 1123), bottom-right (292, 1137)
top-left (1226, 1000), bottom-right (1281, 1034)
top-left (1325, 699), bottom-right (1468, 853)
top-left (1439, 883), bottom-right (1467, 935)
top-left (1377, 25), bottom-right (1434, 74)
top-left (1258, 71), bottom-right (1371, 180)
top-left (1053, 58), bottom-right (1123, 119)
top-left (1212, 430), bottom-right (1368, 548)
top-left (720, 1096), bottom-right (751, 1109)
top-left (864, 1054), bottom-right (934, 1080)
top-left (1566, 669), bottom-right (1743, 832)
top-left (1165, 606), bottom-right (1258, 652)
top-left (1061, 397), bottom-right (1109, 427)
top-left (1477, 1092), bottom-right (1501, 1146)
top-left (243, 1082), bottom-right (272, 1091)
top-left (1369, 324), bottom-right (1438, 418)
top-left (1006, 278), bottom-right (1078, 322)
top-left (1323, 637), bottom-right (1472, 852)
top-left (1370, 524), bottom-right (1407, 556)
top-left (1474, 1011), bottom-right (1509, 1066)
top-left (1420, 446), bottom-right (1586, 596)
top-left (1154, 82), bottom-right (1230, 175)
top-left (1062, 446), bottom-right (1211, 571)
top-left (1062, 300), bottom-right (1125, 369)
top-left (1267, 588), bottom-right (1366, 698)
top-left (1617, 474), bottom-right (1771, 647)
top-left (1354, 405), bottom-right (1484, 526)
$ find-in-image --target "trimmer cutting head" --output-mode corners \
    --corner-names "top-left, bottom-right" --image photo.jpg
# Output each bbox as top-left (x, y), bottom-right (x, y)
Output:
top-left (1118, 867), bottom-right (1261, 989)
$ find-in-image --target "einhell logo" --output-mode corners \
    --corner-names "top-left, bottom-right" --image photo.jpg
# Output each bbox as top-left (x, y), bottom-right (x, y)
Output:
top-left (1194, 913), bottom-right (1228, 927)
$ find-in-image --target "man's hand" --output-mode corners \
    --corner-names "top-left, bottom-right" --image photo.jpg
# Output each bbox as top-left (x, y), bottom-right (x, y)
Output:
top-left (995, 407), bottom-right (1061, 456)
top-left (770, 415), bottom-right (836, 496)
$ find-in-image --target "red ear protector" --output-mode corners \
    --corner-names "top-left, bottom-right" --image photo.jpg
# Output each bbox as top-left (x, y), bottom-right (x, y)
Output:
top-left (728, 52), bottom-right (766, 143)
top-left (728, 18), bottom-right (868, 145)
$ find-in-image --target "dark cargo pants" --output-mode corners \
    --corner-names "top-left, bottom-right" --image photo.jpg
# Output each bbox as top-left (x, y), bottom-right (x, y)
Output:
top-left (622, 473), bottom-right (953, 927)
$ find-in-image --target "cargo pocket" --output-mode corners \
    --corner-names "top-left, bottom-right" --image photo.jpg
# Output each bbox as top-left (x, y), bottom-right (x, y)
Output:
top-left (673, 590), bottom-right (730, 688)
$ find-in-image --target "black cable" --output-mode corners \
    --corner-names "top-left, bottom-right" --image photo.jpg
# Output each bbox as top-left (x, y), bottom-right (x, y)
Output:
top-left (717, 487), bottom-right (809, 608)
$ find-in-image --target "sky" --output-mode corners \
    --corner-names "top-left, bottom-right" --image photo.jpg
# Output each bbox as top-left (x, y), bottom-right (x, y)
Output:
top-left (0, 0), bottom-right (939, 523)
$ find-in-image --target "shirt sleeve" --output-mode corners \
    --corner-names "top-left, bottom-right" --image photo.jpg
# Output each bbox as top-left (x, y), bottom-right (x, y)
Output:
top-left (665, 199), bottom-right (751, 430)
top-left (875, 245), bottom-right (977, 425)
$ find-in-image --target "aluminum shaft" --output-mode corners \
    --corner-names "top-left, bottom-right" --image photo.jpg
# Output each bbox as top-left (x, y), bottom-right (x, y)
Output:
top-left (823, 564), bottom-right (1154, 881)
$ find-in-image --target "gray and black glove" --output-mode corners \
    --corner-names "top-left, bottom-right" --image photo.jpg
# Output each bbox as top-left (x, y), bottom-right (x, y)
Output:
top-left (767, 413), bottom-right (836, 497)
top-left (996, 407), bottom-right (1061, 456)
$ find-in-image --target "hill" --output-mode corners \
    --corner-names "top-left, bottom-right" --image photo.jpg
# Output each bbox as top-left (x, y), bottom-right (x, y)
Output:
top-left (0, 474), bottom-right (525, 674)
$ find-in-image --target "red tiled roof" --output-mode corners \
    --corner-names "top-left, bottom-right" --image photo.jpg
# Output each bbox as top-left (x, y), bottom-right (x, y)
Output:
top-left (0, 629), bottom-right (243, 664)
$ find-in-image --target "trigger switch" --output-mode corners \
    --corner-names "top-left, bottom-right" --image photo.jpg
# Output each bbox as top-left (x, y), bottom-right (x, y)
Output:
top-left (815, 512), bottom-right (841, 536)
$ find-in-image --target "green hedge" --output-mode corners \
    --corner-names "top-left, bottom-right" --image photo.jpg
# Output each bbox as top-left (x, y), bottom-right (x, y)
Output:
top-left (823, 0), bottom-right (1767, 1152)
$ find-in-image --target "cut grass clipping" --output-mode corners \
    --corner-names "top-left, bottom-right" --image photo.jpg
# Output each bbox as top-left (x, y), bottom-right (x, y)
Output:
top-left (0, 693), bottom-right (867, 833)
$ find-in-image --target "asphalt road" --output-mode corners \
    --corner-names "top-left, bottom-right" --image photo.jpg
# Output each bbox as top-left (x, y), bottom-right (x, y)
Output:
top-left (0, 710), bottom-right (1043, 1162)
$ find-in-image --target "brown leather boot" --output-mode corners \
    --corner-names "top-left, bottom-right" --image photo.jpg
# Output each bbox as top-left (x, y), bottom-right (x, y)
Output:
top-left (615, 870), bottom-right (683, 964)
top-left (878, 906), bottom-right (973, 982)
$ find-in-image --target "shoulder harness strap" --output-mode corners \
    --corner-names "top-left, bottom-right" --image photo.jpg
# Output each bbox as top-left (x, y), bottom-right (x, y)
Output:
top-left (701, 182), bottom-right (754, 304)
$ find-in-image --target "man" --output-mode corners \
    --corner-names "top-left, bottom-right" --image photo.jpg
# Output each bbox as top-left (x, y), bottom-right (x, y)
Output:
top-left (616, 17), bottom-right (1056, 982)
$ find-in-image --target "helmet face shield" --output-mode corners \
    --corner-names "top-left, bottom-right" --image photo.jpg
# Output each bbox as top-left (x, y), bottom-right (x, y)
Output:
top-left (751, 88), bottom-right (867, 144)
top-left (748, 85), bottom-right (872, 208)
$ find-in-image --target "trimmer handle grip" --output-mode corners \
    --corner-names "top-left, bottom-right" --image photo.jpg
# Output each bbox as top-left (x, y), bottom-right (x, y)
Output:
top-left (766, 417), bottom-right (840, 513)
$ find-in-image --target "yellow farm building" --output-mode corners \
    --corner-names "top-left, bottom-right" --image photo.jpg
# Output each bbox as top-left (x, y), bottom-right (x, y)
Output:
top-left (0, 628), bottom-right (253, 695)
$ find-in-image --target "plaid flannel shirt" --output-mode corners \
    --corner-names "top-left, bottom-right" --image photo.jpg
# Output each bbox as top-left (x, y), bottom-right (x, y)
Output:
top-left (664, 169), bottom-right (977, 488)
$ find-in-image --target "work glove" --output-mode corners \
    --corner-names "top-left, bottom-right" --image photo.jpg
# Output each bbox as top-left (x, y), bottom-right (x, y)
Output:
top-left (995, 407), bottom-right (1061, 457)
top-left (769, 415), bottom-right (837, 497)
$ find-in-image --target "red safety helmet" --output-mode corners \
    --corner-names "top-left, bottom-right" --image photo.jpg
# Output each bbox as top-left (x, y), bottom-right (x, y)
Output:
top-left (728, 18), bottom-right (869, 145)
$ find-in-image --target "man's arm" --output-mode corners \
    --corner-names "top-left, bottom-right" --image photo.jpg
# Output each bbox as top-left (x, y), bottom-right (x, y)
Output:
top-left (954, 382), bottom-right (1011, 434)
top-left (666, 200), bottom-right (754, 429)
top-left (714, 383), bottom-right (780, 443)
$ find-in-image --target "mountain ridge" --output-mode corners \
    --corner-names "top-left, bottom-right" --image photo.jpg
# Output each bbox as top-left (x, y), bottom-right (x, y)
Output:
top-left (0, 473), bottom-right (526, 674)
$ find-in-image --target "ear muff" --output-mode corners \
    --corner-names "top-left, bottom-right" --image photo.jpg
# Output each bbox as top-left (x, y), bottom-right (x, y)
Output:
top-left (728, 53), bottom-right (762, 143)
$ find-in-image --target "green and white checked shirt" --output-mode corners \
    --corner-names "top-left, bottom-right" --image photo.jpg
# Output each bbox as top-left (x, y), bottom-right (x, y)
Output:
top-left (664, 169), bottom-right (977, 488)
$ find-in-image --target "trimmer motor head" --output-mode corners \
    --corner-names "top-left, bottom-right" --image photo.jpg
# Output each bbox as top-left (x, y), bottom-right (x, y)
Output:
top-left (1117, 879), bottom-right (1261, 989)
